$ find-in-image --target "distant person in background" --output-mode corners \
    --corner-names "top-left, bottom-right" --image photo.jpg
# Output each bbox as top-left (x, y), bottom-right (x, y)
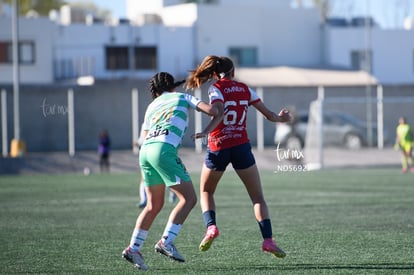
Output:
top-left (395, 116), bottom-right (414, 173)
top-left (98, 129), bottom-right (111, 173)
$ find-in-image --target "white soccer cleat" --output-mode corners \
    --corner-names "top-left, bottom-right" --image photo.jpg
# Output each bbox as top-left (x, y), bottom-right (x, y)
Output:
top-left (122, 247), bottom-right (149, 271)
top-left (154, 240), bottom-right (185, 262)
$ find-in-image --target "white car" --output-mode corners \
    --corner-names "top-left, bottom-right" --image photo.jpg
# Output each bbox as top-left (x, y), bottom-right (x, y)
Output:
top-left (274, 111), bottom-right (388, 150)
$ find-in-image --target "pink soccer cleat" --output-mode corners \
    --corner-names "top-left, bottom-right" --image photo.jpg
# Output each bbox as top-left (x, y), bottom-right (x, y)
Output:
top-left (262, 238), bottom-right (286, 258)
top-left (199, 225), bottom-right (219, 251)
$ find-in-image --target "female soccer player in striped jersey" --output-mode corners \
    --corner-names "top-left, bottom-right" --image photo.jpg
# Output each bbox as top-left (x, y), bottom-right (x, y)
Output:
top-left (187, 55), bottom-right (291, 258)
top-left (122, 72), bottom-right (221, 270)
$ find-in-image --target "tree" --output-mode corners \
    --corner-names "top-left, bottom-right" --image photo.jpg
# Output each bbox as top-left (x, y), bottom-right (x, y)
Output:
top-left (1, 0), bottom-right (65, 16)
top-left (68, 1), bottom-right (111, 21)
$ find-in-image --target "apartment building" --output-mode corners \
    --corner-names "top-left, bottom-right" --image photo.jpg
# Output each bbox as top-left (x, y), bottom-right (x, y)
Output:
top-left (1, 0), bottom-right (412, 85)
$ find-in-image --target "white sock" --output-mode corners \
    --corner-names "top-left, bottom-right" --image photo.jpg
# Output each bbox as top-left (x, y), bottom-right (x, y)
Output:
top-left (129, 228), bottom-right (148, 252)
top-left (162, 222), bottom-right (182, 245)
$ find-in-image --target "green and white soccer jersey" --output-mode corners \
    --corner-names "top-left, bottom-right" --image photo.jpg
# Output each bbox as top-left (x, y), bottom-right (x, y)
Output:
top-left (142, 92), bottom-right (201, 148)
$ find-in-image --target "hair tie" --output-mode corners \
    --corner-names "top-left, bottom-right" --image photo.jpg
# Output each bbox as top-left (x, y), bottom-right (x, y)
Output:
top-left (219, 72), bottom-right (225, 78)
top-left (174, 80), bottom-right (186, 87)
top-left (168, 79), bottom-right (185, 90)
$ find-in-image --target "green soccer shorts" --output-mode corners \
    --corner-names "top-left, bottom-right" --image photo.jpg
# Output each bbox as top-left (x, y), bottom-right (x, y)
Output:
top-left (139, 142), bottom-right (191, 187)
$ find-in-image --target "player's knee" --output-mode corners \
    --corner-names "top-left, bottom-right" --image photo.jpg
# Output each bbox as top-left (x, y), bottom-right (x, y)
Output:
top-left (181, 194), bottom-right (197, 209)
top-left (146, 200), bottom-right (164, 214)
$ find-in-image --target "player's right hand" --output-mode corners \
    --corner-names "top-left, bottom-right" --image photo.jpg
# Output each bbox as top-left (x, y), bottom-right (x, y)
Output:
top-left (191, 132), bottom-right (207, 140)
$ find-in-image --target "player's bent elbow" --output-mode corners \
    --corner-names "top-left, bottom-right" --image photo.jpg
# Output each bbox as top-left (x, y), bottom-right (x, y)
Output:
top-left (198, 102), bottom-right (219, 116)
top-left (204, 105), bottom-right (220, 117)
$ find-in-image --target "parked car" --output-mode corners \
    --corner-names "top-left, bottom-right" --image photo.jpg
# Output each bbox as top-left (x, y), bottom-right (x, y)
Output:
top-left (274, 111), bottom-right (388, 150)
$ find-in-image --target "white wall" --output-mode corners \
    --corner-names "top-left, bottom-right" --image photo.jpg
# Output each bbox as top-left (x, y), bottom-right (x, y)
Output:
top-left (324, 28), bottom-right (366, 68)
top-left (195, 3), bottom-right (322, 67)
top-left (54, 23), bottom-right (192, 80)
top-left (325, 27), bottom-right (414, 84)
top-left (158, 27), bottom-right (193, 77)
top-left (54, 24), bottom-right (110, 79)
top-left (258, 7), bottom-right (322, 66)
top-left (126, 0), bottom-right (163, 25)
top-left (1, 1), bottom-right (414, 85)
top-left (161, 3), bottom-right (197, 27)
top-left (0, 17), bottom-right (54, 84)
top-left (220, 0), bottom-right (291, 7)
top-left (372, 29), bottom-right (414, 84)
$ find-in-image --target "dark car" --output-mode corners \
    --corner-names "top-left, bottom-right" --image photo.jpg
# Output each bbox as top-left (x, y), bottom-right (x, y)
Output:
top-left (274, 111), bottom-right (388, 150)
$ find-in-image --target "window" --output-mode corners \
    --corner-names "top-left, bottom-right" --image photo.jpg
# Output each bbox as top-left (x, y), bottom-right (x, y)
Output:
top-left (105, 46), bottom-right (157, 71)
top-left (0, 41), bottom-right (35, 64)
top-left (0, 42), bottom-right (8, 63)
top-left (105, 46), bottom-right (129, 70)
top-left (229, 47), bottom-right (257, 67)
top-left (134, 46), bottom-right (157, 69)
top-left (351, 50), bottom-right (372, 71)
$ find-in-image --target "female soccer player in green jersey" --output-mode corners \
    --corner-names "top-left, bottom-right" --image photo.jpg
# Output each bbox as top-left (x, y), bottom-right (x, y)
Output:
top-left (122, 72), bottom-right (222, 270)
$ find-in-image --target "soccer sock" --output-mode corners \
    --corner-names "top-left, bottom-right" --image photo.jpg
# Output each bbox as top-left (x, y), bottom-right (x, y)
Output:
top-left (129, 228), bottom-right (148, 252)
top-left (202, 210), bottom-right (216, 227)
top-left (162, 222), bottom-right (182, 245)
top-left (258, 219), bottom-right (273, 239)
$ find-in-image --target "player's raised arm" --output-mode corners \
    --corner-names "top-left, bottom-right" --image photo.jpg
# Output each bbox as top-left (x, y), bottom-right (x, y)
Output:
top-left (197, 101), bottom-right (219, 117)
top-left (252, 101), bottom-right (292, 123)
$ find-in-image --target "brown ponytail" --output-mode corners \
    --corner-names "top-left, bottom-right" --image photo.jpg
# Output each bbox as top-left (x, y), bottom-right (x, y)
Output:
top-left (186, 55), bottom-right (219, 89)
top-left (186, 55), bottom-right (235, 90)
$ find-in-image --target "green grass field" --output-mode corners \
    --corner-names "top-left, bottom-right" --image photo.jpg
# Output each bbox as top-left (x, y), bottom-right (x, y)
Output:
top-left (1, 169), bottom-right (413, 274)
